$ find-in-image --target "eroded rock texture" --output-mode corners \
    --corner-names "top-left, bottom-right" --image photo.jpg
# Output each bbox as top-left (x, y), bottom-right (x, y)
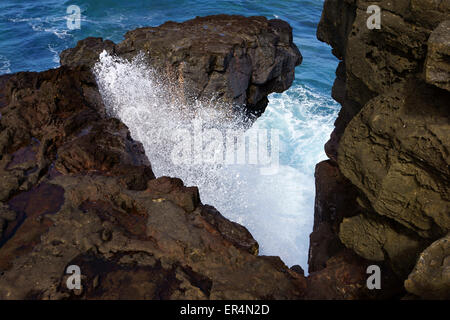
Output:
top-left (426, 20), bottom-right (450, 92)
top-left (0, 16), bottom-right (306, 300)
top-left (60, 15), bottom-right (302, 116)
top-left (405, 234), bottom-right (450, 300)
top-left (311, 0), bottom-right (450, 299)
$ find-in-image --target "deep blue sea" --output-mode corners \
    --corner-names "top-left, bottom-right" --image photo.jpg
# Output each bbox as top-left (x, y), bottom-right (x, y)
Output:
top-left (0, 0), bottom-right (339, 271)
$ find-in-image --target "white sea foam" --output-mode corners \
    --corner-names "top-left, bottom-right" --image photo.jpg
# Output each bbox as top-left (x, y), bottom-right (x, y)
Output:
top-left (31, 23), bottom-right (70, 39)
top-left (47, 44), bottom-right (60, 64)
top-left (93, 51), bottom-right (337, 271)
top-left (9, 16), bottom-right (73, 39)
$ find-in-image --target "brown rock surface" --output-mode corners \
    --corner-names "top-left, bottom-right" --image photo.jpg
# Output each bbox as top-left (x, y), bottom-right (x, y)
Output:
top-left (338, 80), bottom-right (450, 239)
top-left (311, 0), bottom-right (450, 299)
top-left (0, 175), bottom-right (306, 299)
top-left (405, 234), bottom-right (450, 299)
top-left (425, 20), bottom-right (450, 91)
top-left (306, 249), bottom-right (402, 300)
top-left (308, 160), bottom-right (360, 273)
top-left (0, 15), bottom-right (307, 300)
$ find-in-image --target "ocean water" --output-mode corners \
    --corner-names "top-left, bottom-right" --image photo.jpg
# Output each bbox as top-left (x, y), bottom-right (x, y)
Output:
top-left (0, 0), bottom-right (339, 270)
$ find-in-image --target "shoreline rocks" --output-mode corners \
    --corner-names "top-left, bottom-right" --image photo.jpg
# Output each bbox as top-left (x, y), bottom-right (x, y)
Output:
top-left (311, 0), bottom-right (450, 299)
top-left (0, 15), bottom-right (306, 299)
top-left (1, 4), bottom-right (447, 299)
top-left (60, 15), bottom-right (302, 117)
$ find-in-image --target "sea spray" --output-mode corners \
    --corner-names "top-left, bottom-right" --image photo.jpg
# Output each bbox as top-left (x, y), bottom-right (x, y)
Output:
top-left (93, 50), bottom-right (337, 269)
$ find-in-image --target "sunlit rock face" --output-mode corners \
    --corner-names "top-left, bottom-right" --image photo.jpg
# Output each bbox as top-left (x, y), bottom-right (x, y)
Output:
top-left (311, 0), bottom-right (450, 299)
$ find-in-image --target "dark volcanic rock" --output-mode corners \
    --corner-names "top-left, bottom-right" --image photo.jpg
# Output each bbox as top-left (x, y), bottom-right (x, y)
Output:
top-left (405, 234), bottom-right (450, 300)
top-left (338, 79), bottom-right (450, 240)
top-left (0, 15), bottom-right (306, 300)
top-left (0, 174), bottom-right (307, 299)
top-left (306, 249), bottom-right (403, 300)
top-left (311, 0), bottom-right (450, 299)
top-left (59, 37), bottom-right (116, 70)
top-left (60, 15), bottom-right (302, 116)
top-left (425, 20), bottom-right (450, 91)
top-left (339, 213), bottom-right (428, 278)
top-left (308, 160), bottom-right (360, 273)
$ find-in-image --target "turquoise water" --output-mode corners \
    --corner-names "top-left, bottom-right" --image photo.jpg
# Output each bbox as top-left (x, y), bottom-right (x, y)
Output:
top-left (0, 0), bottom-right (339, 270)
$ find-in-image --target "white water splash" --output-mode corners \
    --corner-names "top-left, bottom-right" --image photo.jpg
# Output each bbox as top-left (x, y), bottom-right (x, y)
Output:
top-left (47, 44), bottom-right (60, 64)
top-left (93, 51), bottom-right (337, 270)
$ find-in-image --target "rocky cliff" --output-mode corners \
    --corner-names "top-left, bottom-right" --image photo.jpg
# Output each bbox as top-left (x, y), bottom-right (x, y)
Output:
top-left (60, 15), bottom-right (302, 117)
top-left (1, 6), bottom-right (448, 300)
top-left (0, 15), bottom-right (307, 299)
top-left (310, 0), bottom-right (450, 299)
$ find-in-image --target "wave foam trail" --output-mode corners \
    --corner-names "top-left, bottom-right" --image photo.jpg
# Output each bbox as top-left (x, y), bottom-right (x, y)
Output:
top-left (94, 51), bottom-right (337, 270)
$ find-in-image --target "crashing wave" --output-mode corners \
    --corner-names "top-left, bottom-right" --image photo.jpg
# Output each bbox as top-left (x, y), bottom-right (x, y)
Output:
top-left (93, 50), bottom-right (337, 269)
